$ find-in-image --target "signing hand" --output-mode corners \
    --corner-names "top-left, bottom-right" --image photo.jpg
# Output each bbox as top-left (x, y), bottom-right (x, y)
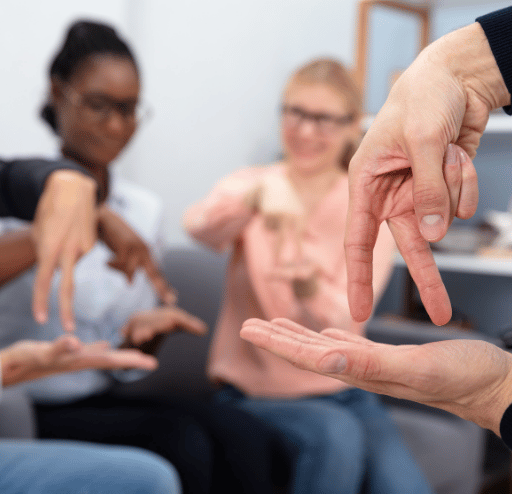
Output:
top-left (346, 23), bottom-right (510, 326)
top-left (121, 306), bottom-right (207, 347)
top-left (240, 317), bottom-right (512, 436)
top-left (32, 170), bottom-right (97, 332)
top-left (0, 335), bottom-right (158, 387)
top-left (98, 205), bottom-right (176, 305)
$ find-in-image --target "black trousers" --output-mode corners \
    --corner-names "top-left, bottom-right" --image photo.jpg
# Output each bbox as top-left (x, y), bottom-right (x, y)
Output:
top-left (35, 393), bottom-right (289, 494)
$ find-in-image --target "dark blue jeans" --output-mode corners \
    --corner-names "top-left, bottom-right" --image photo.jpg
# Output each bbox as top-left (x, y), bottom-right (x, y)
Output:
top-left (215, 386), bottom-right (434, 494)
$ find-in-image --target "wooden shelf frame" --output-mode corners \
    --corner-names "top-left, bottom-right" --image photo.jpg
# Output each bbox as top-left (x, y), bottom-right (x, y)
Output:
top-left (354, 0), bottom-right (431, 101)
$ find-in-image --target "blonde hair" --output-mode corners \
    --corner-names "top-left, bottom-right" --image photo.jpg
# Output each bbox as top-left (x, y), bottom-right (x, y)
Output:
top-left (285, 58), bottom-right (362, 171)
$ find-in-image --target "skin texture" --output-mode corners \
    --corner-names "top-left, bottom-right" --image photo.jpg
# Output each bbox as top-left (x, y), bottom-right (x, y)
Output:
top-left (97, 205), bottom-right (177, 305)
top-left (240, 317), bottom-right (512, 437)
top-left (32, 170), bottom-right (97, 331)
top-left (1, 335), bottom-right (157, 387)
top-left (344, 23), bottom-right (510, 326)
top-left (121, 307), bottom-right (207, 346)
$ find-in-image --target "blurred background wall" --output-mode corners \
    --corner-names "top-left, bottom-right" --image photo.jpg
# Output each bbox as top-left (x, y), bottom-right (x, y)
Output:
top-left (1, 0), bottom-right (511, 246)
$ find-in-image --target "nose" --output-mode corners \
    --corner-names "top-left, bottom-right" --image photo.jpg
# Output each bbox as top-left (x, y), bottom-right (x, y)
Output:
top-left (297, 118), bottom-right (317, 138)
top-left (104, 110), bottom-right (127, 136)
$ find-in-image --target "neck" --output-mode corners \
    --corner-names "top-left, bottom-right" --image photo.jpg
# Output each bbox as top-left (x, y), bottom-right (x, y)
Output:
top-left (287, 160), bottom-right (342, 196)
top-left (62, 148), bottom-right (110, 202)
top-left (286, 160), bottom-right (344, 214)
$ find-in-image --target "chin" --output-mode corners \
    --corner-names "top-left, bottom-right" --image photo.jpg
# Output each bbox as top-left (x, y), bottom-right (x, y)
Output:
top-left (291, 155), bottom-right (327, 171)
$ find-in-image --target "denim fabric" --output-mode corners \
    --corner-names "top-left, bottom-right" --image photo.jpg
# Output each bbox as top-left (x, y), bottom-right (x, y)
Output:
top-left (215, 386), bottom-right (433, 494)
top-left (0, 440), bottom-right (181, 494)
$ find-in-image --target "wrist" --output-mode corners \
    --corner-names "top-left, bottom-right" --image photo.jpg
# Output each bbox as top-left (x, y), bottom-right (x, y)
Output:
top-left (434, 23), bottom-right (510, 112)
top-left (472, 351), bottom-right (512, 437)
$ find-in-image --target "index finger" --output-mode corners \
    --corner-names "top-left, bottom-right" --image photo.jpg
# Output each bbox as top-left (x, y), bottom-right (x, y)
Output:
top-left (58, 245), bottom-right (78, 332)
top-left (345, 202), bottom-right (380, 323)
top-left (143, 257), bottom-right (177, 305)
top-left (167, 307), bottom-right (207, 335)
top-left (32, 242), bottom-right (60, 325)
top-left (72, 348), bottom-right (158, 371)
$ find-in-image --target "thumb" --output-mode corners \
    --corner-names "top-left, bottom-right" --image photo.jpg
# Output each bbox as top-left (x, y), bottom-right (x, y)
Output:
top-left (408, 139), bottom-right (451, 242)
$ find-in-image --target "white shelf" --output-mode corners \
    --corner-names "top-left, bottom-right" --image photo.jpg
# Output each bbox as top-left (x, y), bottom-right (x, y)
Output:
top-left (394, 251), bottom-right (512, 276)
top-left (363, 114), bottom-right (512, 134)
top-left (384, 0), bottom-right (502, 7)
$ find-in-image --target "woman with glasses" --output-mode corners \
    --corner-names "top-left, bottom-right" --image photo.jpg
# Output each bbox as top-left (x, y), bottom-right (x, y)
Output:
top-left (0, 19), bottom-right (287, 494)
top-left (0, 19), bottom-right (215, 494)
top-left (184, 59), bottom-right (433, 494)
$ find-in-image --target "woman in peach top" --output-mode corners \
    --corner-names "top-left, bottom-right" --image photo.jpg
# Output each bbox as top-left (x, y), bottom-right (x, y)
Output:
top-left (184, 59), bottom-right (433, 494)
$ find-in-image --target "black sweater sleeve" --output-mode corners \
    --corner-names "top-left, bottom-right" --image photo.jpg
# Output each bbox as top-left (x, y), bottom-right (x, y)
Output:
top-left (500, 402), bottom-right (512, 449)
top-left (0, 158), bottom-right (91, 220)
top-left (477, 7), bottom-right (512, 115)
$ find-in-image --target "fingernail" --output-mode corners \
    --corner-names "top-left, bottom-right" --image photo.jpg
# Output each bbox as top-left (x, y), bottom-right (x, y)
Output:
top-left (446, 144), bottom-right (457, 165)
top-left (420, 214), bottom-right (444, 241)
top-left (459, 149), bottom-right (468, 163)
top-left (35, 311), bottom-right (47, 324)
top-left (318, 353), bottom-right (347, 374)
top-left (65, 321), bottom-right (75, 332)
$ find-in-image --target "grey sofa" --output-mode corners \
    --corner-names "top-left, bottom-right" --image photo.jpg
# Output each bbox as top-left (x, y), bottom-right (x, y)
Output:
top-left (1, 246), bottom-right (505, 493)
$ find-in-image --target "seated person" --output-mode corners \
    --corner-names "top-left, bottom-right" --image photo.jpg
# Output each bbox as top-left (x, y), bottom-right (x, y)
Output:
top-left (0, 19), bottom-right (284, 494)
top-left (0, 321), bottom-right (180, 494)
top-left (0, 140), bottom-right (180, 494)
top-left (184, 58), bottom-right (433, 494)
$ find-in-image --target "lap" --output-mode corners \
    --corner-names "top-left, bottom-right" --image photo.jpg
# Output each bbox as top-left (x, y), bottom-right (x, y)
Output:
top-left (0, 439), bottom-right (181, 494)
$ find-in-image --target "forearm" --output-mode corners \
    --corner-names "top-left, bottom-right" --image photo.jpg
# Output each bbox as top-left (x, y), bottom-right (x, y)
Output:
top-left (184, 192), bottom-right (257, 251)
top-left (0, 158), bottom-right (93, 220)
top-left (0, 229), bottom-right (37, 286)
top-left (431, 22), bottom-right (510, 113)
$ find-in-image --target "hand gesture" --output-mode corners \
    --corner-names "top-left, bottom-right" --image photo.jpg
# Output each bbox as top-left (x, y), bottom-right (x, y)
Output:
top-left (345, 23), bottom-right (510, 325)
top-left (121, 306), bottom-right (207, 347)
top-left (241, 317), bottom-right (512, 436)
top-left (98, 206), bottom-right (176, 305)
top-left (1, 335), bottom-right (158, 387)
top-left (32, 170), bottom-right (97, 332)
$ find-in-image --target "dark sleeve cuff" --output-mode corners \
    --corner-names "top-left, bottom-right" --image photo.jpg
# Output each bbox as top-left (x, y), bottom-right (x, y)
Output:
top-left (0, 158), bottom-right (92, 220)
top-left (499, 401), bottom-right (512, 449)
top-left (477, 7), bottom-right (512, 115)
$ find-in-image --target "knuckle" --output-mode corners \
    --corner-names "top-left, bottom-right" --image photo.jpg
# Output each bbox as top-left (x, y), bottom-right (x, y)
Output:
top-left (413, 183), bottom-right (446, 212)
top-left (351, 353), bottom-right (382, 381)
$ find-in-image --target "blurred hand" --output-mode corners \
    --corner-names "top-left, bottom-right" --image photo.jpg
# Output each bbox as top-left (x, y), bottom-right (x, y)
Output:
top-left (345, 23), bottom-right (510, 326)
top-left (0, 335), bottom-right (158, 387)
top-left (240, 317), bottom-right (512, 436)
top-left (32, 170), bottom-right (97, 332)
top-left (121, 306), bottom-right (207, 347)
top-left (267, 261), bottom-right (317, 281)
top-left (98, 205), bottom-right (177, 305)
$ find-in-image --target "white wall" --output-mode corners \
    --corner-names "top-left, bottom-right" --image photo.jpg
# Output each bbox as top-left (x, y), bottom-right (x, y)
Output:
top-left (1, 0), bottom-right (359, 245)
top-left (0, 0), bottom-right (129, 157)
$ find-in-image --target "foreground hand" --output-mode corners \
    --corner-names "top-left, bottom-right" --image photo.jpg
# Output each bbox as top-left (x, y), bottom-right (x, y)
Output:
top-left (121, 306), bottom-right (207, 346)
top-left (98, 206), bottom-right (177, 305)
top-left (241, 318), bottom-right (512, 436)
top-left (346, 23), bottom-right (509, 325)
top-left (32, 170), bottom-right (97, 332)
top-left (0, 335), bottom-right (158, 387)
